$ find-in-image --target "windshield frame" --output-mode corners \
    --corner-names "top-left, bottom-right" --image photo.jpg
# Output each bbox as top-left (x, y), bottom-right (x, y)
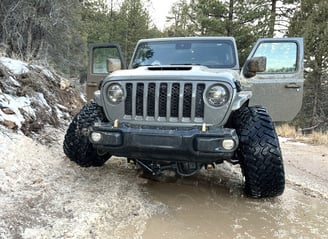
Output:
top-left (130, 38), bottom-right (238, 69)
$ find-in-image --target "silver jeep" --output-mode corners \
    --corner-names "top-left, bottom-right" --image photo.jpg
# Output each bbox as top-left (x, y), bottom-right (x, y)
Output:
top-left (64, 37), bottom-right (304, 198)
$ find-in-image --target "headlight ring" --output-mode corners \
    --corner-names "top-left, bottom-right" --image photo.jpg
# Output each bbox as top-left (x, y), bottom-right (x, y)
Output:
top-left (107, 83), bottom-right (124, 104)
top-left (206, 85), bottom-right (229, 107)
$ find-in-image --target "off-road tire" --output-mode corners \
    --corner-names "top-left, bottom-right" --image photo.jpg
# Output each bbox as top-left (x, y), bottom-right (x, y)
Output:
top-left (63, 102), bottom-right (110, 167)
top-left (232, 106), bottom-right (285, 198)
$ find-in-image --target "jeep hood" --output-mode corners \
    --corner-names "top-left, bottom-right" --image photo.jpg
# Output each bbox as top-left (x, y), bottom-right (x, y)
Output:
top-left (106, 65), bottom-right (238, 88)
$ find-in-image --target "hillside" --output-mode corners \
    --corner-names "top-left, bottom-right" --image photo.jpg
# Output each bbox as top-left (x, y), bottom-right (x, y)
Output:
top-left (0, 56), bottom-right (84, 139)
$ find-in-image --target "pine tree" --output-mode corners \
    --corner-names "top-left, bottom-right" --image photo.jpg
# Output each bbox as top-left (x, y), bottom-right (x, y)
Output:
top-left (289, 0), bottom-right (328, 130)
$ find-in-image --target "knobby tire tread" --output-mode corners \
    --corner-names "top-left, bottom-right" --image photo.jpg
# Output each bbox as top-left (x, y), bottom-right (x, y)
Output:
top-left (63, 102), bottom-right (110, 167)
top-left (232, 106), bottom-right (285, 198)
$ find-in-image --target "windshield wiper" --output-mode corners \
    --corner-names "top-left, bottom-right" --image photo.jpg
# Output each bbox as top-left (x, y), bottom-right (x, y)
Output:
top-left (132, 63), bottom-right (153, 69)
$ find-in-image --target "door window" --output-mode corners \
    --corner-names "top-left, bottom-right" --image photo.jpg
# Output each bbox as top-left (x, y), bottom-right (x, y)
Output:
top-left (92, 47), bottom-right (122, 74)
top-left (253, 42), bottom-right (298, 73)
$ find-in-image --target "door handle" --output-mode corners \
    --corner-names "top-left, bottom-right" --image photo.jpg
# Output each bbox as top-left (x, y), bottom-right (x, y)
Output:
top-left (285, 83), bottom-right (301, 89)
top-left (87, 82), bottom-right (98, 87)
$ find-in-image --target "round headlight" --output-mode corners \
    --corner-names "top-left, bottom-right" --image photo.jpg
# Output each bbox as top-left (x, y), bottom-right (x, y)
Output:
top-left (108, 83), bottom-right (124, 104)
top-left (206, 85), bottom-right (229, 107)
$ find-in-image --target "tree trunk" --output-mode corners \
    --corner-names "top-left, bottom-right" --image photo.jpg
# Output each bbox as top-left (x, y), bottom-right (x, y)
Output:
top-left (227, 0), bottom-right (234, 36)
top-left (311, 71), bottom-right (321, 126)
top-left (269, 0), bottom-right (277, 37)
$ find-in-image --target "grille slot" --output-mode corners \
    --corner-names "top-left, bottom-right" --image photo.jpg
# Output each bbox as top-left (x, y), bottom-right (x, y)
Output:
top-left (136, 83), bottom-right (144, 116)
top-left (124, 82), bottom-right (205, 122)
top-left (159, 83), bottom-right (168, 117)
top-left (170, 83), bottom-right (180, 117)
top-left (183, 83), bottom-right (192, 117)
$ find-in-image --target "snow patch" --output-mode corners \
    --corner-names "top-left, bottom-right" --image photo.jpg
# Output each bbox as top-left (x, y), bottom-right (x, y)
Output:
top-left (80, 93), bottom-right (87, 103)
top-left (34, 92), bottom-right (51, 112)
top-left (0, 56), bottom-right (85, 133)
top-left (0, 56), bottom-right (29, 75)
top-left (8, 76), bottom-right (21, 87)
top-left (41, 68), bottom-right (54, 79)
top-left (0, 93), bottom-right (34, 128)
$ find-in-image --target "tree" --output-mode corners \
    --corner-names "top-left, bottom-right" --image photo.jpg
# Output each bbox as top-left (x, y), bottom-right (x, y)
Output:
top-left (0, 0), bottom-right (85, 76)
top-left (115, 0), bottom-right (154, 61)
top-left (164, 0), bottom-right (263, 63)
top-left (288, 0), bottom-right (328, 130)
top-left (166, 0), bottom-right (194, 36)
top-left (80, 0), bottom-right (117, 43)
top-left (165, 0), bottom-right (227, 37)
top-left (81, 0), bottom-right (161, 63)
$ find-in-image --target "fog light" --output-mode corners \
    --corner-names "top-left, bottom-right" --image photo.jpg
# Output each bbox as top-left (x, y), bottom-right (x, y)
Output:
top-left (222, 139), bottom-right (234, 150)
top-left (91, 132), bottom-right (102, 142)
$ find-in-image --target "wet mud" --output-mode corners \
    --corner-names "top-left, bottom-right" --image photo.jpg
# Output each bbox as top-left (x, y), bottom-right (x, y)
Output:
top-left (142, 140), bottom-right (328, 239)
top-left (142, 168), bottom-right (328, 239)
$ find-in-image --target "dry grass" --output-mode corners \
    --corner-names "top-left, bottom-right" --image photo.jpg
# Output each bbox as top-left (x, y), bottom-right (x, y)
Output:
top-left (276, 124), bottom-right (298, 138)
top-left (310, 131), bottom-right (328, 145)
top-left (276, 124), bottom-right (328, 145)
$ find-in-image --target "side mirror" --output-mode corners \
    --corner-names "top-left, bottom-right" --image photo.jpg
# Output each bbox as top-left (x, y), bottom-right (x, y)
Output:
top-left (243, 56), bottom-right (266, 78)
top-left (107, 58), bottom-right (122, 73)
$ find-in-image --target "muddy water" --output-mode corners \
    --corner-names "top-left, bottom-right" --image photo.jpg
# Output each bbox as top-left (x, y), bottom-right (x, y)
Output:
top-left (142, 163), bottom-right (328, 239)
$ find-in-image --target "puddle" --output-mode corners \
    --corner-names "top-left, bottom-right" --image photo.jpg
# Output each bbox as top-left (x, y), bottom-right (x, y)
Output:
top-left (142, 165), bottom-right (328, 239)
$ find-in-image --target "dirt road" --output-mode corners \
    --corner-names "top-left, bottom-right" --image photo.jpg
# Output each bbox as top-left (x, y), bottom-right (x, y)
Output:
top-left (1, 127), bottom-right (327, 239)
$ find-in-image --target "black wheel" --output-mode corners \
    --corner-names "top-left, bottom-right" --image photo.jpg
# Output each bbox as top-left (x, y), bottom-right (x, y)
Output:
top-left (63, 101), bottom-right (111, 167)
top-left (232, 106), bottom-right (285, 198)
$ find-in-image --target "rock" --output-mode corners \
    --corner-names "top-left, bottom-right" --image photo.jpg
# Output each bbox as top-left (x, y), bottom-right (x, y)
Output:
top-left (60, 79), bottom-right (71, 90)
top-left (2, 120), bottom-right (17, 129)
top-left (1, 107), bottom-right (15, 114)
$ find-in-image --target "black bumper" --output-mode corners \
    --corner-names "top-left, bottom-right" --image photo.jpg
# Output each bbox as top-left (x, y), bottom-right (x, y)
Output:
top-left (89, 125), bottom-right (238, 163)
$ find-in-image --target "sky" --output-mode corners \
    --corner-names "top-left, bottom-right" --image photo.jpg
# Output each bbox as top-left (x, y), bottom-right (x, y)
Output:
top-left (147, 0), bottom-right (178, 30)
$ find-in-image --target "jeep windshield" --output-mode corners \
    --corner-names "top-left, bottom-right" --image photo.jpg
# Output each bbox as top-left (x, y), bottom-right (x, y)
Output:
top-left (131, 39), bottom-right (236, 69)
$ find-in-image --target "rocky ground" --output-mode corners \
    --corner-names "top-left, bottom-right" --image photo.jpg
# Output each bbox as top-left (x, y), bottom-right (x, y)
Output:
top-left (0, 56), bottom-right (84, 136)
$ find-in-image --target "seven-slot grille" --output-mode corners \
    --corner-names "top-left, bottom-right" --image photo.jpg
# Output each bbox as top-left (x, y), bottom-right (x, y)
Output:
top-left (124, 82), bottom-right (205, 122)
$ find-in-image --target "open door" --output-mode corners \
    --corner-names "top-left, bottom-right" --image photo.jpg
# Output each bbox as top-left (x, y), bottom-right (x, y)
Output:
top-left (87, 43), bottom-right (126, 100)
top-left (240, 38), bottom-right (304, 122)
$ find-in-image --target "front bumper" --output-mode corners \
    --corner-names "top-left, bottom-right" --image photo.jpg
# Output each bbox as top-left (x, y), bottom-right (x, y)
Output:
top-left (89, 124), bottom-right (239, 163)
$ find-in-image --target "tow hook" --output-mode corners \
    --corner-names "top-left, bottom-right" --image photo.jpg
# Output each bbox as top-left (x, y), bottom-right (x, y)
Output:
top-left (205, 163), bottom-right (215, 170)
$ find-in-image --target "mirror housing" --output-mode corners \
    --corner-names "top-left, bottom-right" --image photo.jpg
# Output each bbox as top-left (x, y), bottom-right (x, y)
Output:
top-left (107, 58), bottom-right (122, 73)
top-left (243, 56), bottom-right (266, 78)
